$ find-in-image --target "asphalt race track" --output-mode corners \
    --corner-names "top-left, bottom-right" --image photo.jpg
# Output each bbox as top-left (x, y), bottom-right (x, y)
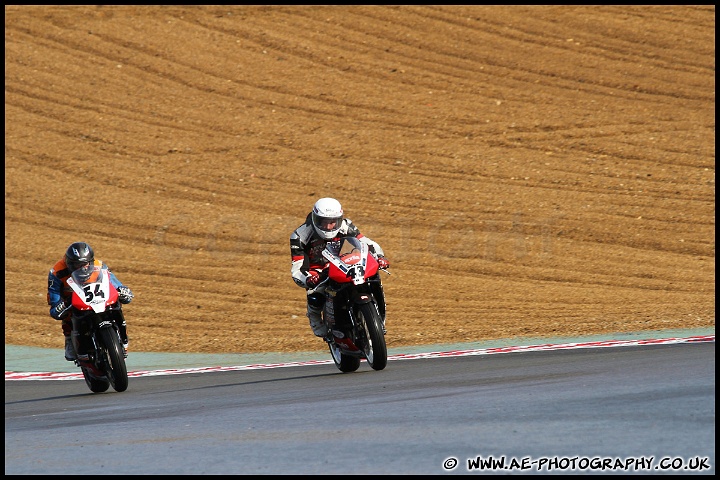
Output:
top-left (5, 339), bottom-right (715, 475)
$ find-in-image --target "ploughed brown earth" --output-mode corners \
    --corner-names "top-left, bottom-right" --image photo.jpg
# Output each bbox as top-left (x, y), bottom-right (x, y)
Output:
top-left (5, 6), bottom-right (715, 356)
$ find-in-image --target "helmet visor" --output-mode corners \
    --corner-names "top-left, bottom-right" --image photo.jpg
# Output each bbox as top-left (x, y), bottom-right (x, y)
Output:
top-left (68, 260), bottom-right (92, 273)
top-left (313, 213), bottom-right (342, 232)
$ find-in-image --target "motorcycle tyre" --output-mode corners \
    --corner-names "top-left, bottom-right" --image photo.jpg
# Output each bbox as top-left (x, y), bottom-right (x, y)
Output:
top-left (81, 367), bottom-right (111, 393)
top-left (358, 302), bottom-right (387, 371)
top-left (328, 342), bottom-right (361, 373)
top-left (99, 328), bottom-right (129, 392)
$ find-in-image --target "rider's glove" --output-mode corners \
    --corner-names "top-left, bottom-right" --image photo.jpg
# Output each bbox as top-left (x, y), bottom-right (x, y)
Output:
top-left (50, 300), bottom-right (71, 320)
top-left (305, 270), bottom-right (321, 288)
top-left (377, 256), bottom-right (390, 269)
top-left (117, 286), bottom-right (134, 304)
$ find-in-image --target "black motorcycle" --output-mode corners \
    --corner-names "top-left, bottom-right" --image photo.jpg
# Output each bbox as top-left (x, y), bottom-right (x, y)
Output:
top-left (67, 265), bottom-right (129, 393)
top-left (318, 236), bottom-right (389, 373)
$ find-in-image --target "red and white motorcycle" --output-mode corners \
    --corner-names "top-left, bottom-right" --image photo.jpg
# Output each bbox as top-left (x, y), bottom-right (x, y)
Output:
top-left (67, 265), bottom-right (129, 393)
top-left (318, 236), bottom-right (389, 372)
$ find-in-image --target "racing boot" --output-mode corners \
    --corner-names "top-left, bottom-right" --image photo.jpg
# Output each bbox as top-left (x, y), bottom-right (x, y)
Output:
top-left (307, 305), bottom-right (327, 337)
top-left (72, 330), bottom-right (90, 362)
top-left (64, 335), bottom-right (76, 361)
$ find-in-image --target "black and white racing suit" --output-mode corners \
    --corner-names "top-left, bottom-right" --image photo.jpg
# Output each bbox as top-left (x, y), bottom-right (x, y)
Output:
top-left (290, 213), bottom-right (386, 335)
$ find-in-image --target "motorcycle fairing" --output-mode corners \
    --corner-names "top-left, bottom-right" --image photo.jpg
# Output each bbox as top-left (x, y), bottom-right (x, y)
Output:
top-left (323, 236), bottom-right (379, 284)
top-left (67, 266), bottom-right (119, 313)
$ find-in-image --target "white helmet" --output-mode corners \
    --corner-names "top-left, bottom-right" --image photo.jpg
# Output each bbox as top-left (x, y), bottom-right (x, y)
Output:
top-left (311, 198), bottom-right (343, 240)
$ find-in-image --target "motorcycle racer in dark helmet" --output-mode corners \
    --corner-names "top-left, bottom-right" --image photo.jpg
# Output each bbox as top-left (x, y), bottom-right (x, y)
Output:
top-left (290, 198), bottom-right (390, 337)
top-left (64, 241), bottom-right (94, 273)
top-left (47, 242), bottom-right (134, 361)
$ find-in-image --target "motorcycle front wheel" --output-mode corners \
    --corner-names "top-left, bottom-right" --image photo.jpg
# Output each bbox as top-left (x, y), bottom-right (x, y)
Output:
top-left (328, 342), bottom-right (361, 373)
top-left (81, 367), bottom-right (110, 393)
top-left (358, 302), bottom-right (387, 371)
top-left (99, 328), bottom-right (129, 392)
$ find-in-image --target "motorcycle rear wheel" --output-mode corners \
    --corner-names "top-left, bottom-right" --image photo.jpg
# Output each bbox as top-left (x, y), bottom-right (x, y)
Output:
top-left (81, 368), bottom-right (110, 393)
top-left (99, 328), bottom-right (129, 392)
top-left (358, 302), bottom-right (387, 371)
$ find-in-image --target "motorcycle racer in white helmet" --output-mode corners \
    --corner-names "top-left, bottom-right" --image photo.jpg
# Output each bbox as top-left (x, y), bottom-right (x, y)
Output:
top-left (290, 197), bottom-right (390, 337)
top-left (310, 197), bottom-right (344, 240)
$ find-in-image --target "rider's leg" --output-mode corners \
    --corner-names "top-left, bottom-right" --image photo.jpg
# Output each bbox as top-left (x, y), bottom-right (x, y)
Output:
top-left (71, 315), bottom-right (90, 361)
top-left (371, 278), bottom-right (387, 334)
top-left (306, 290), bottom-right (327, 337)
top-left (111, 307), bottom-right (129, 357)
top-left (62, 319), bottom-right (76, 361)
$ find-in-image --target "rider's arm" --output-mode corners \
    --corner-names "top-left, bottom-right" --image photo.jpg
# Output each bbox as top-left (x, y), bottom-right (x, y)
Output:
top-left (290, 258), bottom-right (310, 288)
top-left (47, 269), bottom-right (72, 319)
top-left (290, 229), bottom-right (313, 288)
top-left (101, 262), bottom-right (134, 304)
top-left (359, 236), bottom-right (385, 258)
top-left (47, 269), bottom-right (64, 308)
top-left (99, 262), bottom-right (126, 289)
top-left (344, 219), bottom-right (386, 258)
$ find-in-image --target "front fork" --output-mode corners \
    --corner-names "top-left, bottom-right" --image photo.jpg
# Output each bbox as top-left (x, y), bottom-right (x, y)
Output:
top-left (350, 283), bottom-right (385, 334)
top-left (71, 309), bottom-right (127, 360)
top-left (110, 306), bottom-right (129, 344)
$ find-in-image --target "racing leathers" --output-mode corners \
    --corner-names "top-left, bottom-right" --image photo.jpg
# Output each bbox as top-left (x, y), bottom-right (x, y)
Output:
top-left (290, 213), bottom-right (386, 337)
top-left (47, 258), bottom-right (131, 360)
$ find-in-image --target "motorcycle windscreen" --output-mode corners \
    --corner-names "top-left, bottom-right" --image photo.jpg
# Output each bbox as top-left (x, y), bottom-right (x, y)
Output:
top-left (339, 236), bottom-right (379, 278)
top-left (328, 237), bottom-right (379, 283)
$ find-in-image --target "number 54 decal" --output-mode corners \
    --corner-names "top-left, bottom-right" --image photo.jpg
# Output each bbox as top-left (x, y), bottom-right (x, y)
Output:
top-left (82, 283), bottom-right (106, 302)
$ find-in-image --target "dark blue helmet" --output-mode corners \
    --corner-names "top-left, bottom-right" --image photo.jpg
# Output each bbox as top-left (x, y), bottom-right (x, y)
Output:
top-left (65, 242), bottom-right (94, 273)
